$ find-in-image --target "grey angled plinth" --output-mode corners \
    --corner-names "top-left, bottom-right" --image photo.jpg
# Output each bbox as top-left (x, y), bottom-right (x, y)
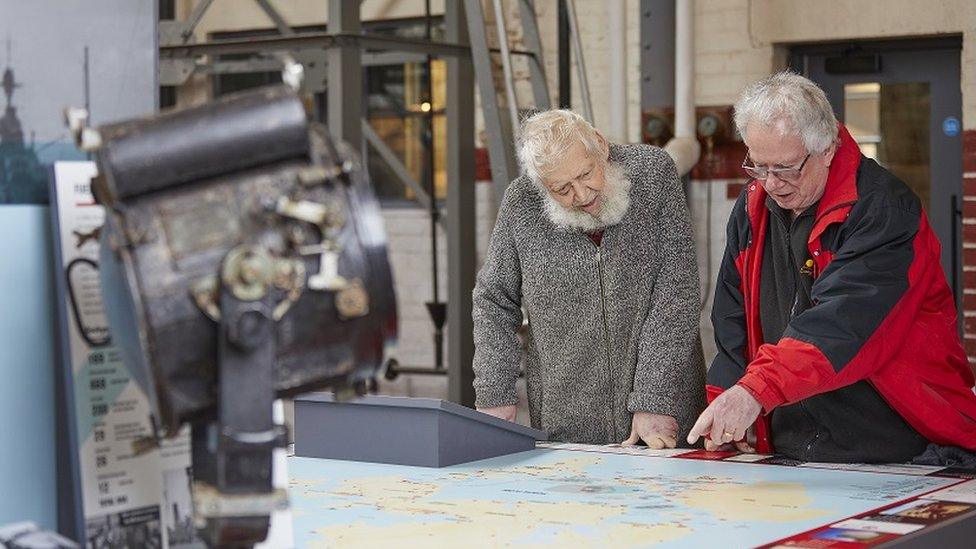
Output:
top-left (293, 394), bottom-right (547, 467)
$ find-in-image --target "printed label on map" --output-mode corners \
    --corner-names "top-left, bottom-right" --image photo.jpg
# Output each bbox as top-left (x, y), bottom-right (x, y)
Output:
top-left (831, 518), bottom-right (923, 535)
top-left (770, 526), bottom-right (899, 547)
top-left (920, 479), bottom-right (976, 504)
top-left (799, 462), bottom-right (946, 476)
top-left (878, 499), bottom-right (974, 524)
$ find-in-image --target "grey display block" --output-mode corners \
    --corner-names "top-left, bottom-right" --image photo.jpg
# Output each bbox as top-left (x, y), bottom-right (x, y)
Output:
top-left (294, 394), bottom-right (547, 467)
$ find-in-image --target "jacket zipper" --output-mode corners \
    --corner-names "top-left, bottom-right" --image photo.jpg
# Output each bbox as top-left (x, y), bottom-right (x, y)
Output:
top-left (743, 187), bottom-right (853, 458)
top-left (800, 400), bottom-right (821, 460)
top-left (594, 242), bottom-right (616, 439)
top-left (807, 200), bottom-right (856, 250)
top-left (814, 200), bottom-right (857, 224)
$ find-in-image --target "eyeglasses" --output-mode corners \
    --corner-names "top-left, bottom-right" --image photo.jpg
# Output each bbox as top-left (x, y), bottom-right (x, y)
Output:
top-left (741, 153), bottom-right (811, 182)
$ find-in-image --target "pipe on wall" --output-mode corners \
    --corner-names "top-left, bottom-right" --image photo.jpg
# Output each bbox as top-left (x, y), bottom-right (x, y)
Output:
top-left (664, 0), bottom-right (700, 176)
top-left (608, 0), bottom-right (627, 142)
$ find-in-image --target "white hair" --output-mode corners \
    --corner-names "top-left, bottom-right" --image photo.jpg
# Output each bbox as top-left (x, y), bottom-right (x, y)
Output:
top-left (733, 71), bottom-right (838, 154)
top-left (517, 109), bottom-right (603, 186)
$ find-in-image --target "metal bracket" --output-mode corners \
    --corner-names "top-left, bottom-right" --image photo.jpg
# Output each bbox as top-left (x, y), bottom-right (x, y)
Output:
top-left (190, 268), bottom-right (281, 546)
top-left (191, 255), bottom-right (306, 322)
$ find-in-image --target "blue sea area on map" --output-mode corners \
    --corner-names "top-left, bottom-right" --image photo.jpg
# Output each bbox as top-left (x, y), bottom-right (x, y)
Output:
top-left (288, 448), bottom-right (956, 547)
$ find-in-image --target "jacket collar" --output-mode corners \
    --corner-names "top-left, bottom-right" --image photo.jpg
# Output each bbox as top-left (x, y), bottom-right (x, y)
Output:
top-left (813, 123), bottom-right (861, 220)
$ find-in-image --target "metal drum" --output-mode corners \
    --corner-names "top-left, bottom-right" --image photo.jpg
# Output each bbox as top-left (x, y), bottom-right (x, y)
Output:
top-left (93, 85), bottom-right (397, 437)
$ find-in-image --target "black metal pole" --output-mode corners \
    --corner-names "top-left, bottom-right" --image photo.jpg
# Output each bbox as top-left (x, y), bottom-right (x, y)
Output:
top-left (557, 0), bottom-right (571, 108)
top-left (424, 0), bottom-right (446, 370)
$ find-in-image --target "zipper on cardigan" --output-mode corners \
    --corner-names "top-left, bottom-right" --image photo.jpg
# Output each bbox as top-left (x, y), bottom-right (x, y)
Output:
top-left (595, 245), bottom-right (616, 438)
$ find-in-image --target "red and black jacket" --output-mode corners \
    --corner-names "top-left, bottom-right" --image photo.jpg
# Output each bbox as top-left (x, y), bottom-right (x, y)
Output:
top-left (707, 124), bottom-right (976, 454)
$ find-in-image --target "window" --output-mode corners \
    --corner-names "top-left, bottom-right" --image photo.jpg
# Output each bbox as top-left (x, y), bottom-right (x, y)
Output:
top-left (844, 81), bottom-right (931, 211)
top-left (364, 17), bottom-right (446, 203)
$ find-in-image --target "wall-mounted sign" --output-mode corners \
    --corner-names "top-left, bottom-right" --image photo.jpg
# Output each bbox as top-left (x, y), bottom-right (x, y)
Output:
top-left (943, 116), bottom-right (961, 137)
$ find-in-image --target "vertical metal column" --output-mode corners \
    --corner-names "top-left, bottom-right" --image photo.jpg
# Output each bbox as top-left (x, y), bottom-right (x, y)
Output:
top-left (463, 0), bottom-right (519, 205)
top-left (640, 0), bottom-right (675, 113)
top-left (327, 0), bottom-right (361, 145)
top-left (558, 0), bottom-right (571, 108)
top-left (445, 1), bottom-right (477, 407)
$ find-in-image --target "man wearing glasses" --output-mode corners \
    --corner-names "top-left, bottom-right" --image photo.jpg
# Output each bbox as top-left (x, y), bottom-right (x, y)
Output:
top-left (688, 72), bottom-right (976, 462)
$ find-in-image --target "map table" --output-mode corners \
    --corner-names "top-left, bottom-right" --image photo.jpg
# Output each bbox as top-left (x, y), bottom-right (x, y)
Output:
top-left (288, 445), bottom-right (975, 548)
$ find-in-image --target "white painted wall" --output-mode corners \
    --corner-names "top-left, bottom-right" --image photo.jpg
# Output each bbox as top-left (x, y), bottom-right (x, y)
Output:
top-left (693, 0), bottom-right (976, 125)
top-left (686, 179), bottom-right (737, 363)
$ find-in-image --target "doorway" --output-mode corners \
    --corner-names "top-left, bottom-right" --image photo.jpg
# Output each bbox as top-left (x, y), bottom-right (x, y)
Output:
top-left (789, 37), bottom-right (963, 313)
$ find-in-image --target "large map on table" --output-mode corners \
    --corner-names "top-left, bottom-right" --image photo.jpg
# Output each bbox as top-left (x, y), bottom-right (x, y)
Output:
top-left (288, 447), bottom-right (957, 547)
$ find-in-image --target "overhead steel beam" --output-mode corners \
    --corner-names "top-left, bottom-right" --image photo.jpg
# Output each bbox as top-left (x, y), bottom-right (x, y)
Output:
top-left (160, 30), bottom-right (540, 60)
top-left (160, 32), bottom-right (471, 59)
top-left (195, 51), bottom-right (430, 75)
top-left (445, 0), bottom-right (477, 408)
top-left (199, 58), bottom-right (284, 74)
top-left (362, 51), bottom-right (427, 66)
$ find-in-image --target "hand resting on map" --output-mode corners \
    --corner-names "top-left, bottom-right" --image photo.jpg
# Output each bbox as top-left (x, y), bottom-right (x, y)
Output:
top-left (687, 384), bottom-right (761, 453)
top-left (621, 412), bottom-right (678, 449)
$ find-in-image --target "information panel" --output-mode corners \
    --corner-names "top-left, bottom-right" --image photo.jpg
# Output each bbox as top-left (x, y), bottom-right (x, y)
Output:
top-left (50, 161), bottom-right (200, 548)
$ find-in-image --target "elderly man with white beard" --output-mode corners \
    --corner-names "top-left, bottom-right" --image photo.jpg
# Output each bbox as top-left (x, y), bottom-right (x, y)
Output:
top-left (472, 109), bottom-right (706, 446)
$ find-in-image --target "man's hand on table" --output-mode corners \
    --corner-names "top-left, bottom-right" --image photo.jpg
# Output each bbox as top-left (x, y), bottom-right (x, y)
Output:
top-left (687, 384), bottom-right (761, 453)
top-left (478, 404), bottom-right (517, 422)
top-left (622, 412), bottom-right (678, 449)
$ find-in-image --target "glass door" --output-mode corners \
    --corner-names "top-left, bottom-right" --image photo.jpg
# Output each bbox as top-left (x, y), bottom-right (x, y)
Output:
top-left (790, 38), bottom-right (963, 314)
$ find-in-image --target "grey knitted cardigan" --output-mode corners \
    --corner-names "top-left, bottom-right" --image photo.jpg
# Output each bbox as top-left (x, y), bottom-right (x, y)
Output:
top-left (472, 143), bottom-right (706, 444)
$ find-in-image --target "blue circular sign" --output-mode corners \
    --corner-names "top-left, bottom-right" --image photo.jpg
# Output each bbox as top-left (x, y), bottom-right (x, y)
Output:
top-left (943, 117), bottom-right (961, 137)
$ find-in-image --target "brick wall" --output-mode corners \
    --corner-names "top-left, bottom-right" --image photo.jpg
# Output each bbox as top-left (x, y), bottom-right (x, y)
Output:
top-left (962, 130), bottom-right (976, 365)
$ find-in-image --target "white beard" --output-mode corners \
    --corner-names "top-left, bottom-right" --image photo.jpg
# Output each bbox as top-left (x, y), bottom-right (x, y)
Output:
top-left (541, 162), bottom-right (632, 232)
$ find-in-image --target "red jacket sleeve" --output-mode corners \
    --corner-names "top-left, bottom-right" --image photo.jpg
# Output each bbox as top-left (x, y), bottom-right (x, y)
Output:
top-left (738, 200), bottom-right (933, 411)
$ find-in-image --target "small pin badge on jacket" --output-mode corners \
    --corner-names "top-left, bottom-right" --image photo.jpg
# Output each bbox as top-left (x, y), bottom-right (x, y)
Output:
top-left (800, 259), bottom-right (815, 277)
